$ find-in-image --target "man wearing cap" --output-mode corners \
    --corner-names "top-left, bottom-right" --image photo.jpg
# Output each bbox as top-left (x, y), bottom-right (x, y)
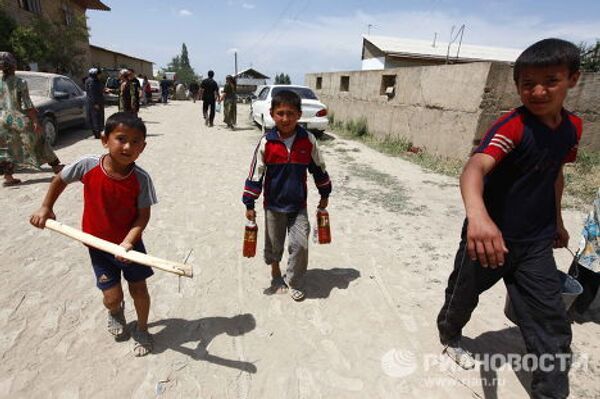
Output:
top-left (84, 68), bottom-right (105, 139)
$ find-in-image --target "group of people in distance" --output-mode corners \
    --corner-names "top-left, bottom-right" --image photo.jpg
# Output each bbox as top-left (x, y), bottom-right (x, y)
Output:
top-left (159, 69), bottom-right (237, 129)
top-left (3, 36), bottom-right (592, 398)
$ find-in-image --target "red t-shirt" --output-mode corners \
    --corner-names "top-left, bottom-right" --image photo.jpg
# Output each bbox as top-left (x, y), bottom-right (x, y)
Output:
top-left (60, 155), bottom-right (157, 244)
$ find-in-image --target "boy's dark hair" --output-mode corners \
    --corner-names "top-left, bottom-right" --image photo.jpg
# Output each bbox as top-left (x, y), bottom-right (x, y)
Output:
top-left (104, 112), bottom-right (147, 138)
top-left (513, 38), bottom-right (580, 83)
top-left (271, 90), bottom-right (302, 112)
top-left (208, 70), bottom-right (214, 78)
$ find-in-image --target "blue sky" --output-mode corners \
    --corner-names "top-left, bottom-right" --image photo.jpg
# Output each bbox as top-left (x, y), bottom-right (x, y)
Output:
top-left (87, 0), bottom-right (600, 84)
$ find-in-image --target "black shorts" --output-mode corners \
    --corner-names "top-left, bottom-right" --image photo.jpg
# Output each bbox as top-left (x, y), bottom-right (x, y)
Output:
top-left (88, 241), bottom-right (154, 290)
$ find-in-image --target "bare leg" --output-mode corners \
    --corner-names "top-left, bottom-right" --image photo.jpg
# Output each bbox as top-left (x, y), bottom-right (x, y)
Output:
top-left (102, 284), bottom-right (126, 336)
top-left (128, 280), bottom-right (150, 331)
top-left (102, 283), bottom-right (124, 312)
top-left (128, 280), bottom-right (152, 356)
top-left (271, 262), bottom-right (288, 294)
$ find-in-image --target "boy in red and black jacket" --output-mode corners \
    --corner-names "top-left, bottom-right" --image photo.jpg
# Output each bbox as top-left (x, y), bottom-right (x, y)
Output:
top-left (437, 38), bottom-right (582, 398)
top-left (243, 90), bottom-right (331, 301)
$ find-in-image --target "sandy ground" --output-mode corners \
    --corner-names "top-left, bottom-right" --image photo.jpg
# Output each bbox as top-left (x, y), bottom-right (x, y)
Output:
top-left (1, 101), bottom-right (599, 399)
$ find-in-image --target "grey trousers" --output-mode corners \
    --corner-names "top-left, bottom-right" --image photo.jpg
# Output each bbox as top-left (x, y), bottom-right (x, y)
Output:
top-left (264, 208), bottom-right (309, 288)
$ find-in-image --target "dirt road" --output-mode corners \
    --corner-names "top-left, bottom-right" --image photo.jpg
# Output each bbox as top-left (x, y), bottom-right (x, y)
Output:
top-left (1, 101), bottom-right (598, 398)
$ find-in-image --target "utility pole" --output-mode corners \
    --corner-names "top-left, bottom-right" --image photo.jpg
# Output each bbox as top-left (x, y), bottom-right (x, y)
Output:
top-left (367, 24), bottom-right (376, 35)
top-left (234, 51), bottom-right (238, 75)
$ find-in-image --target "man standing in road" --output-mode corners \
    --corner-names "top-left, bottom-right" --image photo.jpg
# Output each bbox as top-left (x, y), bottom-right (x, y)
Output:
top-left (160, 76), bottom-right (169, 104)
top-left (199, 70), bottom-right (220, 127)
top-left (84, 68), bottom-right (105, 139)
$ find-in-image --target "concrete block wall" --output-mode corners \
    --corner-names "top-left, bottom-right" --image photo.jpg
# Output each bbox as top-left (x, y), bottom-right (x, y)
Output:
top-left (307, 63), bottom-right (600, 158)
top-left (307, 62), bottom-right (493, 159)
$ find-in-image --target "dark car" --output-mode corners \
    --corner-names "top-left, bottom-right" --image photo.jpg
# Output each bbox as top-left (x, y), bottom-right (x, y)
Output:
top-left (102, 68), bottom-right (121, 105)
top-left (16, 71), bottom-right (87, 145)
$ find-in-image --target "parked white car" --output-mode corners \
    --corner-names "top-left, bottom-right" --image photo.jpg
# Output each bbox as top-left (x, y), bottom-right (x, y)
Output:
top-left (250, 85), bottom-right (328, 136)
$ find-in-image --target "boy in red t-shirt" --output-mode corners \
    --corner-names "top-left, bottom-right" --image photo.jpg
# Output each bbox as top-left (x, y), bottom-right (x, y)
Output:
top-left (30, 112), bottom-right (157, 357)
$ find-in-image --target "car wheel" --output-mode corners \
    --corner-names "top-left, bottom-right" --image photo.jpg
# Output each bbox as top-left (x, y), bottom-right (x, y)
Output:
top-left (42, 116), bottom-right (58, 146)
top-left (313, 130), bottom-right (325, 139)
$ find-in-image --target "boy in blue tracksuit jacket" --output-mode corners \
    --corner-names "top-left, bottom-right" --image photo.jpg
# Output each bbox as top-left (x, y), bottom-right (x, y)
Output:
top-left (243, 90), bottom-right (332, 301)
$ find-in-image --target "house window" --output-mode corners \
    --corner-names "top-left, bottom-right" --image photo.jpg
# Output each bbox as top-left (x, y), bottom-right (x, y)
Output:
top-left (316, 76), bottom-right (322, 90)
top-left (19, 0), bottom-right (42, 14)
top-left (380, 74), bottom-right (396, 97)
top-left (340, 76), bottom-right (350, 92)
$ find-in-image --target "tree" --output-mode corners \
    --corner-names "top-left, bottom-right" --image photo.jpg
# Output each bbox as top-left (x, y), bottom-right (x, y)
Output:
top-left (580, 40), bottom-right (600, 72)
top-left (166, 42), bottom-right (199, 85)
top-left (274, 73), bottom-right (291, 84)
top-left (0, 6), bottom-right (17, 54)
top-left (9, 14), bottom-right (89, 75)
top-left (180, 43), bottom-right (191, 68)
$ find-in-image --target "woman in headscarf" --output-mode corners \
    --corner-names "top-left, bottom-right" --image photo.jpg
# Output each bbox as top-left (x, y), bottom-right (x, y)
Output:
top-left (84, 67), bottom-right (105, 139)
top-left (221, 75), bottom-right (237, 130)
top-left (0, 51), bottom-right (63, 186)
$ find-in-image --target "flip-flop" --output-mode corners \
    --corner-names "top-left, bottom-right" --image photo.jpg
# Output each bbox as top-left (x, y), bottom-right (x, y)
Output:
top-left (3, 179), bottom-right (21, 187)
top-left (131, 328), bottom-right (153, 357)
top-left (107, 302), bottom-right (127, 338)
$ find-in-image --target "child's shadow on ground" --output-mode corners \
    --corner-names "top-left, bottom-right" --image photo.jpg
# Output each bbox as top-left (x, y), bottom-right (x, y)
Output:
top-left (303, 267), bottom-right (360, 299)
top-left (462, 327), bottom-right (531, 399)
top-left (148, 313), bottom-right (257, 373)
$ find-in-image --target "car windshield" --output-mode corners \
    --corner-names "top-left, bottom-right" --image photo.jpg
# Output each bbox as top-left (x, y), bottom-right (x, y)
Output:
top-left (271, 87), bottom-right (317, 100)
top-left (18, 74), bottom-right (50, 97)
top-left (105, 77), bottom-right (119, 89)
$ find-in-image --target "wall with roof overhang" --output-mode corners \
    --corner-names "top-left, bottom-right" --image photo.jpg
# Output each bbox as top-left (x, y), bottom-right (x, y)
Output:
top-left (306, 63), bottom-right (600, 158)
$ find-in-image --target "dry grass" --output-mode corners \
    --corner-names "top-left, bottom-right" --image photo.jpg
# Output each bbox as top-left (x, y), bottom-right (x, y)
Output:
top-left (328, 116), bottom-right (599, 206)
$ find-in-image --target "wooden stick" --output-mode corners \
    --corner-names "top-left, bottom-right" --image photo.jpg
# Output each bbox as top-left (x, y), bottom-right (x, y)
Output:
top-left (43, 219), bottom-right (193, 278)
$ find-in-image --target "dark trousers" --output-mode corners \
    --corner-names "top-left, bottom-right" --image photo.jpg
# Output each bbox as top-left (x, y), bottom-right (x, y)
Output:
top-left (86, 103), bottom-right (105, 137)
top-left (203, 99), bottom-right (216, 125)
top-left (437, 235), bottom-right (572, 399)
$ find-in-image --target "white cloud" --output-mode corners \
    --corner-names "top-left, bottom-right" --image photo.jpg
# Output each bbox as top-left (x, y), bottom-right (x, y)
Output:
top-left (179, 9), bottom-right (192, 16)
top-left (242, 3), bottom-right (255, 9)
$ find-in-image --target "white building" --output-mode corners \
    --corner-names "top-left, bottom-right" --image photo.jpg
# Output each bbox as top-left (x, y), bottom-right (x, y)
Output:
top-left (361, 34), bottom-right (523, 70)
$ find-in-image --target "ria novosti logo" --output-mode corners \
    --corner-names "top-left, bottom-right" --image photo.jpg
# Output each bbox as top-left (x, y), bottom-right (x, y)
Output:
top-left (381, 348), bottom-right (590, 378)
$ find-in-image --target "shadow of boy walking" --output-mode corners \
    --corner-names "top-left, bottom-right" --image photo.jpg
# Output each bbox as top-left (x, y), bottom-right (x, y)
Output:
top-left (148, 313), bottom-right (257, 373)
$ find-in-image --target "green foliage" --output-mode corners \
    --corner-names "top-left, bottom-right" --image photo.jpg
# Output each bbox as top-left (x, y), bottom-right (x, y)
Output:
top-left (564, 149), bottom-right (600, 204)
top-left (180, 43), bottom-right (191, 68)
top-left (579, 40), bottom-right (600, 72)
top-left (343, 117), bottom-right (368, 137)
top-left (0, 5), bottom-right (17, 54)
top-left (9, 15), bottom-right (89, 75)
top-left (274, 73), bottom-right (291, 84)
top-left (166, 42), bottom-right (199, 85)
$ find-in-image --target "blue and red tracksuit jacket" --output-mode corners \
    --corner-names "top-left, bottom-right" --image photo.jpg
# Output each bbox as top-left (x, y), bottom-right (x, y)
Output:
top-left (243, 127), bottom-right (332, 212)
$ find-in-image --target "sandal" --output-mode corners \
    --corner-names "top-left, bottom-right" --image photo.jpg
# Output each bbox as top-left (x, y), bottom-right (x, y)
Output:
top-left (132, 328), bottom-right (153, 357)
top-left (3, 178), bottom-right (21, 187)
top-left (107, 302), bottom-right (126, 338)
top-left (289, 287), bottom-right (305, 302)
